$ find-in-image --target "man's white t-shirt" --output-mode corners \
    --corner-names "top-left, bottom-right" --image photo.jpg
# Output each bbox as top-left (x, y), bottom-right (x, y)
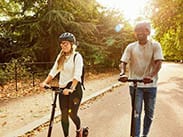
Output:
top-left (121, 40), bottom-right (164, 87)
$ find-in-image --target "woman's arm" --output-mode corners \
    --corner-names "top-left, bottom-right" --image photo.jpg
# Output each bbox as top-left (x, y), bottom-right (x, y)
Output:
top-left (40, 75), bottom-right (53, 88)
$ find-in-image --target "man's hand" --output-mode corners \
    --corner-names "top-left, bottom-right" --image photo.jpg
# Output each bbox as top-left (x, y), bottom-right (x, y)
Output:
top-left (118, 74), bottom-right (128, 82)
top-left (143, 76), bottom-right (153, 84)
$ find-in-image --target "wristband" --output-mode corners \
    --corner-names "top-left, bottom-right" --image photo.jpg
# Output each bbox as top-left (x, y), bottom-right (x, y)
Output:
top-left (120, 72), bottom-right (125, 76)
top-left (43, 82), bottom-right (47, 86)
top-left (70, 87), bottom-right (76, 91)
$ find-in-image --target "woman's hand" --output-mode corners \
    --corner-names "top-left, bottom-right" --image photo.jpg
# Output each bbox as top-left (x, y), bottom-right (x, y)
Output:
top-left (40, 75), bottom-right (53, 89)
top-left (40, 82), bottom-right (46, 88)
top-left (63, 88), bottom-right (74, 95)
top-left (39, 82), bottom-right (49, 90)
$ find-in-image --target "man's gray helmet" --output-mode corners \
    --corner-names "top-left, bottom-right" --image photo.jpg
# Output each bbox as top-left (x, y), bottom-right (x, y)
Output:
top-left (59, 32), bottom-right (76, 44)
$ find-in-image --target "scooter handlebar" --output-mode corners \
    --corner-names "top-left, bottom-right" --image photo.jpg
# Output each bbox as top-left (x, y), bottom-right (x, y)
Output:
top-left (44, 85), bottom-right (63, 93)
top-left (118, 78), bottom-right (153, 83)
top-left (127, 79), bottom-right (153, 83)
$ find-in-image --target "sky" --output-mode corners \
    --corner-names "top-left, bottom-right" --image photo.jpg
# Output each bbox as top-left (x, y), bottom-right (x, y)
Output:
top-left (96, 0), bottom-right (150, 22)
top-left (96, 0), bottom-right (156, 35)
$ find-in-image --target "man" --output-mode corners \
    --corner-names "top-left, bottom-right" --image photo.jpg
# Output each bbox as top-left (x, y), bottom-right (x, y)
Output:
top-left (119, 21), bottom-right (164, 137)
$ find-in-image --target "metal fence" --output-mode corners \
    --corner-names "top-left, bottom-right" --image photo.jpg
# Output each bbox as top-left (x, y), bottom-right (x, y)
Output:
top-left (0, 62), bottom-right (112, 91)
top-left (0, 62), bottom-right (54, 91)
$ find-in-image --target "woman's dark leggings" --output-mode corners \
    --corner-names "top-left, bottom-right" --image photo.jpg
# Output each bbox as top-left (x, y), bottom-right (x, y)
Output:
top-left (59, 82), bottom-right (83, 137)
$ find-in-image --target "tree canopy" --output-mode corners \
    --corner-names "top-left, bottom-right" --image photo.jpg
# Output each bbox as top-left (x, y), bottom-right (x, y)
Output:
top-left (0, 0), bottom-right (134, 69)
top-left (148, 0), bottom-right (183, 61)
top-left (1, 0), bottom-right (182, 69)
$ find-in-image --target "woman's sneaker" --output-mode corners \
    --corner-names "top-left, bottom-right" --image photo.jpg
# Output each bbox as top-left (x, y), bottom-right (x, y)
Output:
top-left (82, 127), bottom-right (89, 137)
top-left (76, 128), bottom-right (83, 137)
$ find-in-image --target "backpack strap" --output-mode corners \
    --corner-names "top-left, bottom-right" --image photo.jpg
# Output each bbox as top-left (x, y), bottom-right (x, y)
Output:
top-left (73, 53), bottom-right (85, 90)
top-left (73, 53), bottom-right (77, 62)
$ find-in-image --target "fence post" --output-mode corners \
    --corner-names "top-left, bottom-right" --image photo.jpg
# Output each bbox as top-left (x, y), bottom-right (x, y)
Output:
top-left (15, 63), bottom-right (18, 91)
top-left (32, 71), bottom-right (35, 87)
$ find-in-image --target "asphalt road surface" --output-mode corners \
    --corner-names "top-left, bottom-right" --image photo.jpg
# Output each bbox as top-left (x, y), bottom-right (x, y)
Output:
top-left (35, 63), bottom-right (183, 137)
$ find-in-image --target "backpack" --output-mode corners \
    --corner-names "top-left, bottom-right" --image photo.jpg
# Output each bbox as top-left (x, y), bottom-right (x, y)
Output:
top-left (73, 53), bottom-right (85, 90)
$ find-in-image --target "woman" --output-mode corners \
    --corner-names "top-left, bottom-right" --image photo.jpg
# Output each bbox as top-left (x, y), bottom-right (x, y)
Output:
top-left (40, 32), bottom-right (84, 137)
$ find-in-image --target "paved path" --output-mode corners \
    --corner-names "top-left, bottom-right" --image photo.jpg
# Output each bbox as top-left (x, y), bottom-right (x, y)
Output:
top-left (35, 85), bottom-right (131, 137)
top-left (34, 62), bottom-right (183, 137)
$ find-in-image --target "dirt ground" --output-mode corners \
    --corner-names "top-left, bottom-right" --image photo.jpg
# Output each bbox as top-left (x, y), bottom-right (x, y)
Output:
top-left (0, 71), bottom-right (119, 137)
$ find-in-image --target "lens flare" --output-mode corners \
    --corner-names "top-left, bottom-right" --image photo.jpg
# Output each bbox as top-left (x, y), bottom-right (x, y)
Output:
top-left (115, 24), bottom-right (124, 32)
top-left (68, 109), bottom-right (72, 113)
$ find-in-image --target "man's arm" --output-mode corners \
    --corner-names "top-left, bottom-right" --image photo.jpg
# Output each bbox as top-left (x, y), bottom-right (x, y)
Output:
top-left (118, 61), bottom-right (128, 82)
top-left (119, 61), bottom-right (127, 75)
top-left (144, 60), bottom-right (162, 84)
top-left (150, 60), bottom-right (162, 77)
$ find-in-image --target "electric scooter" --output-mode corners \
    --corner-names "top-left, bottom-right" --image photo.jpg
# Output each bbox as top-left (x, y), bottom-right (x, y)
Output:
top-left (118, 77), bottom-right (152, 137)
top-left (44, 86), bottom-right (63, 137)
top-left (44, 85), bottom-right (89, 137)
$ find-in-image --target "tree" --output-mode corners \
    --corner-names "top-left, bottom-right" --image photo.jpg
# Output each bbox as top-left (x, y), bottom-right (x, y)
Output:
top-left (0, 0), bottom-right (47, 62)
top-left (147, 0), bottom-right (183, 61)
top-left (0, 0), bottom-right (135, 69)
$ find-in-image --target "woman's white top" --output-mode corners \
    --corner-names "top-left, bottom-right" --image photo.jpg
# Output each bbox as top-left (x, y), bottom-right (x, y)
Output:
top-left (49, 52), bottom-right (83, 88)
